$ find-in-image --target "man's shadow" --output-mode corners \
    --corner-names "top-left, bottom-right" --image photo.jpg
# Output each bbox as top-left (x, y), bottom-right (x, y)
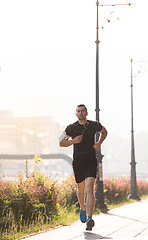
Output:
top-left (84, 231), bottom-right (112, 239)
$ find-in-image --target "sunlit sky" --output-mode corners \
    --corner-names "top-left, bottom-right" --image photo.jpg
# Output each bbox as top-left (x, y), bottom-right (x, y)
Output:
top-left (0, 0), bottom-right (148, 139)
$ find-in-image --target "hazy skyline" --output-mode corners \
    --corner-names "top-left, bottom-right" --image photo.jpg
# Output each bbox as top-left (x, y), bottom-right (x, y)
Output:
top-left (0, 0), bottom-right (148, 141)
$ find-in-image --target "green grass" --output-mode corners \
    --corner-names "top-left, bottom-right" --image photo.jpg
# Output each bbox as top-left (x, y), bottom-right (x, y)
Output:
top-left (0, 205), bottom-right (80, 240)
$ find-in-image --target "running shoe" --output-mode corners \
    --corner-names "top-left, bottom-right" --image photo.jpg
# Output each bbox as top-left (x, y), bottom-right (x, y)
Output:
top-left (86, 217), bottom-right (95, 231)
top-left (80, 209), bottom-right (87, 223)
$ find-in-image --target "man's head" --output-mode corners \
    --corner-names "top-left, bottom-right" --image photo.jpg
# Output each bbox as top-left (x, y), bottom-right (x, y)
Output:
top-left (76, 104), bottom-right (88, 121)
top-left (76, 104), bottom-right (87, 112)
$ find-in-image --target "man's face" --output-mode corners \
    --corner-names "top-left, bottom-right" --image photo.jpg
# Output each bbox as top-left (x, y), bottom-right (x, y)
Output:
top-left (76, 106), bottom-right (87, 121)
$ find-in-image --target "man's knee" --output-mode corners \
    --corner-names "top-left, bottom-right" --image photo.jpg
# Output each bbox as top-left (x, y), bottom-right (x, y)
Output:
top-left (86, 177), bottom-right (95, 193)
top-left (77, 181), bottom-right (85, 193)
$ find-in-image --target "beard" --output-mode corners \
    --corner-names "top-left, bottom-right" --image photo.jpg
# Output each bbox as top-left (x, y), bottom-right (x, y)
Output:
top-left (78, 115), bottom-right (86, 121)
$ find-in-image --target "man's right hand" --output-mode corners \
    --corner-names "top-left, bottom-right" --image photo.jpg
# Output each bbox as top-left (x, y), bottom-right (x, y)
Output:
top-left (59, 134), bottom-right (82, 147)
top-left (73, 135), bottom-right (83, 144)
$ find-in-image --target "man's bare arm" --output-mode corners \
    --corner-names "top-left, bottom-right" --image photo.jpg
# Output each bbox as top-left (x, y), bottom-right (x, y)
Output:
top-left (59, 135), bottom-right (83, 147)
top-left (93, 126), bottom-right (107, 150)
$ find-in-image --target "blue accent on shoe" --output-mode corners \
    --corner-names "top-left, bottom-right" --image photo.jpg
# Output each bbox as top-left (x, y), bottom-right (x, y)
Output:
top-left (80, 209), bottom-right (87, 223)
top-left (86, 217), bottom-right (95, 231)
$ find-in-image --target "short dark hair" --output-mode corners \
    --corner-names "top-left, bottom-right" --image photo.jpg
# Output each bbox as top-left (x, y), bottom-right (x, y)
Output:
top-left (76, 104), bottom-right (87, 112)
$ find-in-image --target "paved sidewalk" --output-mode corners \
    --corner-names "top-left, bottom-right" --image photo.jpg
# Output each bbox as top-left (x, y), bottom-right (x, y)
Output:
top-left (24, 198), bottom-right (148, 240)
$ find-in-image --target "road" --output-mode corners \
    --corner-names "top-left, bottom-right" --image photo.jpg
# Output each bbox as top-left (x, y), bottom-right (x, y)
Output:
top-left (23, 198), bottom-right (148, 240)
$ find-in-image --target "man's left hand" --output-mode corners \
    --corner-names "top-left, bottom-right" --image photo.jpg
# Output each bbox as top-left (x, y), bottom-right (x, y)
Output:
top-left (93, 142), bottom-right (101, 151)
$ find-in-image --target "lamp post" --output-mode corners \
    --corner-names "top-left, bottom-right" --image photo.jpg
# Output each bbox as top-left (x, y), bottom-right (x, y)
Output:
top-left (128, 59), bottom-right (140, 200)
top-left (94, 1), bottom-right (133, 208)
top-left (95, 0), bottom-right (106, 209)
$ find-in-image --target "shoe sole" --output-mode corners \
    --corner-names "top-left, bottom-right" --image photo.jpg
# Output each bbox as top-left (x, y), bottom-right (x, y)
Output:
top-left (81, 219), bottom-right (87, 223)
top-left (80, 216), bottom-right (87, 223)
top-left (86, 219), bottom-right (95, 231)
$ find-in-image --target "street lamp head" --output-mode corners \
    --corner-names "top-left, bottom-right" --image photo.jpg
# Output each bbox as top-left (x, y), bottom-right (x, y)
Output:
top-left (96, 0), bottom-right (99, 6)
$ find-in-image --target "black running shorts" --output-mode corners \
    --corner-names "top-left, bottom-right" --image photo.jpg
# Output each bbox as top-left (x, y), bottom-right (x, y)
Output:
top-left (72, 159), bottom-right (97, 183)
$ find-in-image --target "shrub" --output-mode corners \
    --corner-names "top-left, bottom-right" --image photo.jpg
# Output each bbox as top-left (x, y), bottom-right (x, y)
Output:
top-left (0, 173), bottom-right (58, 236)
top-left (57, 176), bottom-right (78, 208)
top-left (137, 180), bottom-right (148, 196)
top-left (103, 178), bottom-right (148, 204)
top-left (103, 177), bottom-right (130, 204)
top-left (0, 174), bottom-right (148, 238)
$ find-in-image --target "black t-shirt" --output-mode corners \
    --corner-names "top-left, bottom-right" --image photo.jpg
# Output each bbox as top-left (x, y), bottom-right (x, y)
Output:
top-left (65, 120), bottom-right (102, 161)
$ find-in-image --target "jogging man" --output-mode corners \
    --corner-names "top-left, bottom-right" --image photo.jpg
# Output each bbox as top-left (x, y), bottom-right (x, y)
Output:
top-left (59, 104), bottom-right (107, 230)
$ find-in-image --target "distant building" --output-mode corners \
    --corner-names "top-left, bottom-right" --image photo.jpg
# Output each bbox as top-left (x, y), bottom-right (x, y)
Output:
top-left (0, 110), bottom-right (74, 178)
top-left (0, 110), bottom-right (62, 154)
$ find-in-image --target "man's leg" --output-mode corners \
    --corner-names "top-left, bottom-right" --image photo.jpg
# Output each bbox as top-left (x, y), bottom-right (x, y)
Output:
top-left (85, 177), bottom-right (96, 230)
top-left (86, 177), bottom-right (96, 218)
top-left (77, 180), bottom-right (87, 223)
top-left (77, 180), bottom-right (86, 210)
